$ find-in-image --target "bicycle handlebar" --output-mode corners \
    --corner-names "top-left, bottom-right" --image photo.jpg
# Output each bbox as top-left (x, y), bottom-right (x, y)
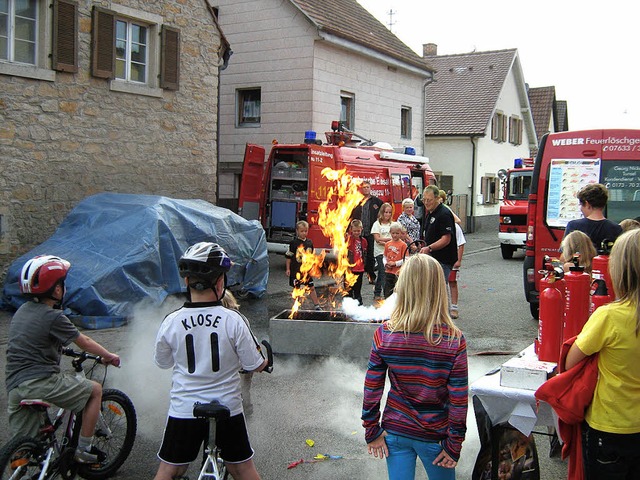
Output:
top-left (62, 347), bottom-right (103, 365)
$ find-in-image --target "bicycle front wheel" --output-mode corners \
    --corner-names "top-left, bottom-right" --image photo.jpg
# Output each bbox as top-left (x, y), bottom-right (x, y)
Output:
top-left (0, 436), bottom-right (44, 480)
top-left (78, 389), bottom-right (137, 480)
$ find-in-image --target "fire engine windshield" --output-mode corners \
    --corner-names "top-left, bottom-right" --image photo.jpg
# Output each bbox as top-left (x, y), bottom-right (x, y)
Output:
top-left (507, 171), bottom-right (532, 201)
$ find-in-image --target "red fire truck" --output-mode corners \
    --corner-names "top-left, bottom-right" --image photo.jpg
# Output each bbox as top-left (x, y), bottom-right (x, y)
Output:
top-left (497, 158), bottom-right (534, 259)
top-left (237, 123), bottom-right (437, 253)
top-left (523, 129), bottom-right (640, 319)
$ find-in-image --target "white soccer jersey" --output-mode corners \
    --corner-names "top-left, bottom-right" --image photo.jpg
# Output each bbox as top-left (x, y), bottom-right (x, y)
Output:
top-left (154, 302), bottom-right (264, 418)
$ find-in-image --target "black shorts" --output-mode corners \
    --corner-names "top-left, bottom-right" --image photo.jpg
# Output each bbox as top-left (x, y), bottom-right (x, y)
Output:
top-left (289, 277), bottom-right (315, 288)
top-left (157, 414), bottom-right (254, 465)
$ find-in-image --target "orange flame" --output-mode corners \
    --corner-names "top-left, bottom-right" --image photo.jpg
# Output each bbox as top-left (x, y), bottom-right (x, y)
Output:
top-left (289, 168), bottom-right (363, 317)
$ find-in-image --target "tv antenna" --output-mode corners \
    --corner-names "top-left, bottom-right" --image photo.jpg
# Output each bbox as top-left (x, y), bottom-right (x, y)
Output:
top-left (387, 9), bottom-right (396, 32)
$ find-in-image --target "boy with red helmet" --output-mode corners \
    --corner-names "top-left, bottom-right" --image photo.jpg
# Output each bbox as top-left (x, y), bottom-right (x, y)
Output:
top-left (5, 255), bottom-right (121, 463)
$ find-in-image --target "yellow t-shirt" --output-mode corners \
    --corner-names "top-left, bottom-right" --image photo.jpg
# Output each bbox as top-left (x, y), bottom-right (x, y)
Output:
top-left (576, 301), bottom-right (640, 434)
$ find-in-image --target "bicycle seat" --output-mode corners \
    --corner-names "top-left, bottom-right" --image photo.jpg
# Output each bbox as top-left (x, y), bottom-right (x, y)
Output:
top-left (20, 399), bottom-right (51, 411)
top-left (193, 400), bottom-right (231, 420)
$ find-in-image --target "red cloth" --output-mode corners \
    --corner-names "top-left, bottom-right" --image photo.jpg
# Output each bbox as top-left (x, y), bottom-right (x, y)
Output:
top-left (535, 336), bottom-right (598, 480)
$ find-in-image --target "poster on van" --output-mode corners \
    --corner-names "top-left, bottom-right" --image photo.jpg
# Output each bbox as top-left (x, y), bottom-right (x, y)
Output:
top-left (546, 159), bottom-right (600, 227)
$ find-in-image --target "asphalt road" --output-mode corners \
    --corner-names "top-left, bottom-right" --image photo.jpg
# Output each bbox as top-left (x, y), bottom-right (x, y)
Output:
top-left (0, 233), bottom-right (568, 479)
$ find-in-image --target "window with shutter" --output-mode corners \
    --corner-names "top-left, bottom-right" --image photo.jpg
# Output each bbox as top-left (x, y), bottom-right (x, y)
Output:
top-left (160, 25), bottom-right (180, 90)
top-left (53, 0), bottom-right (78, 73)
top-left (91, 6), bottom-right (115, 79)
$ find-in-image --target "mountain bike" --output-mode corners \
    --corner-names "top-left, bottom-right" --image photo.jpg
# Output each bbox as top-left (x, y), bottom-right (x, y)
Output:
top-left (0, 348), bottom-right (137, 480)
top-left (193, 340), bottom-right (273, 480)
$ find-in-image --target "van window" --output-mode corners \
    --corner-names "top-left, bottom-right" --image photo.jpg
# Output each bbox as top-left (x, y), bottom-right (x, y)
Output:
top-left (545, 158), bottom-right (640, 228)
top-left (601, 160), bottom-right (640, 222)
top-left (391, 174), bottom-right (411, 202)
top-left (507, 171), bottom-right (531, 201)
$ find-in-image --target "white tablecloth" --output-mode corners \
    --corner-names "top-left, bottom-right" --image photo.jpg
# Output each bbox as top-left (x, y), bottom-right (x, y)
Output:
top-left (470, 369), bottom-right (557, 436)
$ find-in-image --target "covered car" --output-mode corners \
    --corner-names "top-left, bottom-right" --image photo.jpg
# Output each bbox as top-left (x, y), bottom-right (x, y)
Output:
top-left (2, 193), bottom-right (268, 322)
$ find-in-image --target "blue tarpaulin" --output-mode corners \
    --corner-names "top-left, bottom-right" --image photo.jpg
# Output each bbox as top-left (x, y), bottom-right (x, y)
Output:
top-left (1, 193), bottom-right (268, 321)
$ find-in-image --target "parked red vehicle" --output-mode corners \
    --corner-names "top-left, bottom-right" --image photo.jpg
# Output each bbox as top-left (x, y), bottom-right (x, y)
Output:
top-left (238, 123), bottom-right (436, 253)
top-left (523, 129), bottom-right (640, 318)
top-left (498, 158), bottom-right (534, 259)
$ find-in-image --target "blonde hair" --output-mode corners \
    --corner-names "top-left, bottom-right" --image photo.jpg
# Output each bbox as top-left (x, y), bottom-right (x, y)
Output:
top-left (377, 202), bottom-right (393, 223)
top-left (222, 290), bottom-right (240, 310)
top-left (438, 190), bottom-right (447, 202)
top-left (389, 221), bottom-right (403, 233)
top-left (560, 230), bottom-right (597, 272)
top-left (609, 229), bottom-right (640, 334)
top-left (349, 219), bottom-right (363, 230)
top-left (619, 218), bottom-right (640, 233)
top-left (296, 220), bottom-right (309, 230)
top-left (388, 254), bottom-right (461, 344)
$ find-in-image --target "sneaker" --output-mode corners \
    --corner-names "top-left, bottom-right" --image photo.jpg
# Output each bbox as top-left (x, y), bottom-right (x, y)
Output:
top-left (314, 304), bottom-right (322, 311)
top-left (450, 310), bottom-right (459, 319)
top-left (74, 446), bottom-right (106, 464)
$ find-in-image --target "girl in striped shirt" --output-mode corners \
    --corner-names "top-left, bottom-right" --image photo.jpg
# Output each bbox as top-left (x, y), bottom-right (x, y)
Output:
top-left (362, 254), bottom-right (468, 479)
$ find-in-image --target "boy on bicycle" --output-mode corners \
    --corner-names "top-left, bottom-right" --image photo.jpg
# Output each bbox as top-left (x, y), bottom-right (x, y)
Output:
top-left (154, 242), bottom-right (268, 480)
top-left (5, 255), bottom-right (121, 463)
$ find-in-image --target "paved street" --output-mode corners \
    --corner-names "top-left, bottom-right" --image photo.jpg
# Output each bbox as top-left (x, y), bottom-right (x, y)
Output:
top-left (0, 229), bottom-right (568, 479)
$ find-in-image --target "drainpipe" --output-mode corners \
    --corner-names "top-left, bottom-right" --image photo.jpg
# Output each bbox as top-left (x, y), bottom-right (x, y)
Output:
top-left (422, 76), bottom-right (435, 156)
top-left (469, 136), bottom-right (477, 233)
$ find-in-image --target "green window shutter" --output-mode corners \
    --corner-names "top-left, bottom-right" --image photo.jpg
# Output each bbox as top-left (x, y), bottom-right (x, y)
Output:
top-left (91, 6), bottom-right (115, 79)
top-left (52, 0), bottom-right (78, 72)
top-left (160, 25), bottom-right (180, 90)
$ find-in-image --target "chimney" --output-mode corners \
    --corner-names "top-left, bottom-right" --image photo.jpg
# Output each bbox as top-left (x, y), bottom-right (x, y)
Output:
top-left (423, 43), bottom-right (437, 57)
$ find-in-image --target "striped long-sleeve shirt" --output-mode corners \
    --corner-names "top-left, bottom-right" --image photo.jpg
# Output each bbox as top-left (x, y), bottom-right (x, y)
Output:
top-left (362, 323), bottom-right (468, 461)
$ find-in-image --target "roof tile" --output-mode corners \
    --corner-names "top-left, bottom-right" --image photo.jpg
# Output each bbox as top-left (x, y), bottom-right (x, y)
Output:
top-left (424, 49), bottom-right (517, 136)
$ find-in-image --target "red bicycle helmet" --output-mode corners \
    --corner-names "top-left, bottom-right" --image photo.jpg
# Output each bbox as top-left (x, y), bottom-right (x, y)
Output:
top-left (20, 255), bottom-right (71, 295)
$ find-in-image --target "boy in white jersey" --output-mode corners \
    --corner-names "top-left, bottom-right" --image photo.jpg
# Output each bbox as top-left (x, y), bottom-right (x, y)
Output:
top-left (154, 242), bottom-right (268, 480)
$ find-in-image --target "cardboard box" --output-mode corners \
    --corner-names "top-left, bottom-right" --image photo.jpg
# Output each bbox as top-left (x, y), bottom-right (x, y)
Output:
top-left (500, 356), bottom-right (557, 390)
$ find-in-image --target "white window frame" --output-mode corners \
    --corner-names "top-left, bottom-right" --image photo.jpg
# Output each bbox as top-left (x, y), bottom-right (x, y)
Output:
top-left (0, 0), bottom-right (54, 81)
top-left (108, 4), bottom-right (161, 98)
top-left (400, 106), bottom-right (412, 139)
top-left (115, 18), bottom-right (148, 84)
top-left (340, 91), bottom-right (355, 131)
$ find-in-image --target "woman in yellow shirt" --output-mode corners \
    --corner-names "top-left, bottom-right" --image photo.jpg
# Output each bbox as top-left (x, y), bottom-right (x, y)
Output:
top-left (566, 228), bottom-right (640, 479)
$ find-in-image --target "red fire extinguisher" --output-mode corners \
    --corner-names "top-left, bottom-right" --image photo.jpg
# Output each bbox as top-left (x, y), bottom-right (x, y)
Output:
top-left (564, 255), bottom-right (591, 341)
top-left (537, 267), bottom-right (564, 363)
top-left (590, 240), bottom-right (614, 315)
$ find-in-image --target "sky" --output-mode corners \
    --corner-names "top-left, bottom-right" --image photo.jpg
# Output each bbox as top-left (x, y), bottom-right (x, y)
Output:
top-left (357, 0), bottom-right (640, 131)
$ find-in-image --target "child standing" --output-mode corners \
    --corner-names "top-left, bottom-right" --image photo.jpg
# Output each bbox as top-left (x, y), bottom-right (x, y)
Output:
top-left (565, 228), bottom-right (640, 478)
top-left (362, 254), bottom-right (468, 479)
top-left (383, 222), bottom-right (408, 298)
top-left (371, 203), bottom-right (393, 302)
top-left (449, 223), bottom-right (466, 319)
top-left (285, 220), bottom-right (321, 310)
top-left (346, 219), bottom-right (368, 305)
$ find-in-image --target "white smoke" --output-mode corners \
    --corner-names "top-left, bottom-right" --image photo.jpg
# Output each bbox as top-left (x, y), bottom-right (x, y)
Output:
top-left (341, 295), bottom-right (396, 322)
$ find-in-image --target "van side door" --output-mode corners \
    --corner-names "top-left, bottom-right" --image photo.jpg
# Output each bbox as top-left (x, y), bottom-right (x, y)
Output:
top-left (238, 144), bottom-right (266, 221)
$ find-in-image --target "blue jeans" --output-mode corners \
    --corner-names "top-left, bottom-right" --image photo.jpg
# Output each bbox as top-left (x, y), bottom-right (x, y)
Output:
top-left (385, 433), bottom-right (455, 480)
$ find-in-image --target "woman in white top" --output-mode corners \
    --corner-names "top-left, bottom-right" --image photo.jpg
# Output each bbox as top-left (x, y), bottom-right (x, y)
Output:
top-left (371, 203), bottom-right (393, 301)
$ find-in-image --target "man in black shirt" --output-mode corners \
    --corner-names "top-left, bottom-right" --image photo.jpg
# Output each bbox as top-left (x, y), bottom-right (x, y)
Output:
top-left (420, 185), bottom-right (457, 280)
top-left (351, 181), bottom-right (383, 283)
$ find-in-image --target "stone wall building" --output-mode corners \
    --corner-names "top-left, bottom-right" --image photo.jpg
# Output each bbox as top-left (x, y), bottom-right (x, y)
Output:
top-left (0, 0), bottom-right (229, 277)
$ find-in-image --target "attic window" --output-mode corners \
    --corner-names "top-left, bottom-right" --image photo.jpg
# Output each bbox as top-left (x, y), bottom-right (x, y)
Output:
top-left (509, 116), bottom-right (523, 145)
top-left (491, 111), bottom-right (507, 143)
